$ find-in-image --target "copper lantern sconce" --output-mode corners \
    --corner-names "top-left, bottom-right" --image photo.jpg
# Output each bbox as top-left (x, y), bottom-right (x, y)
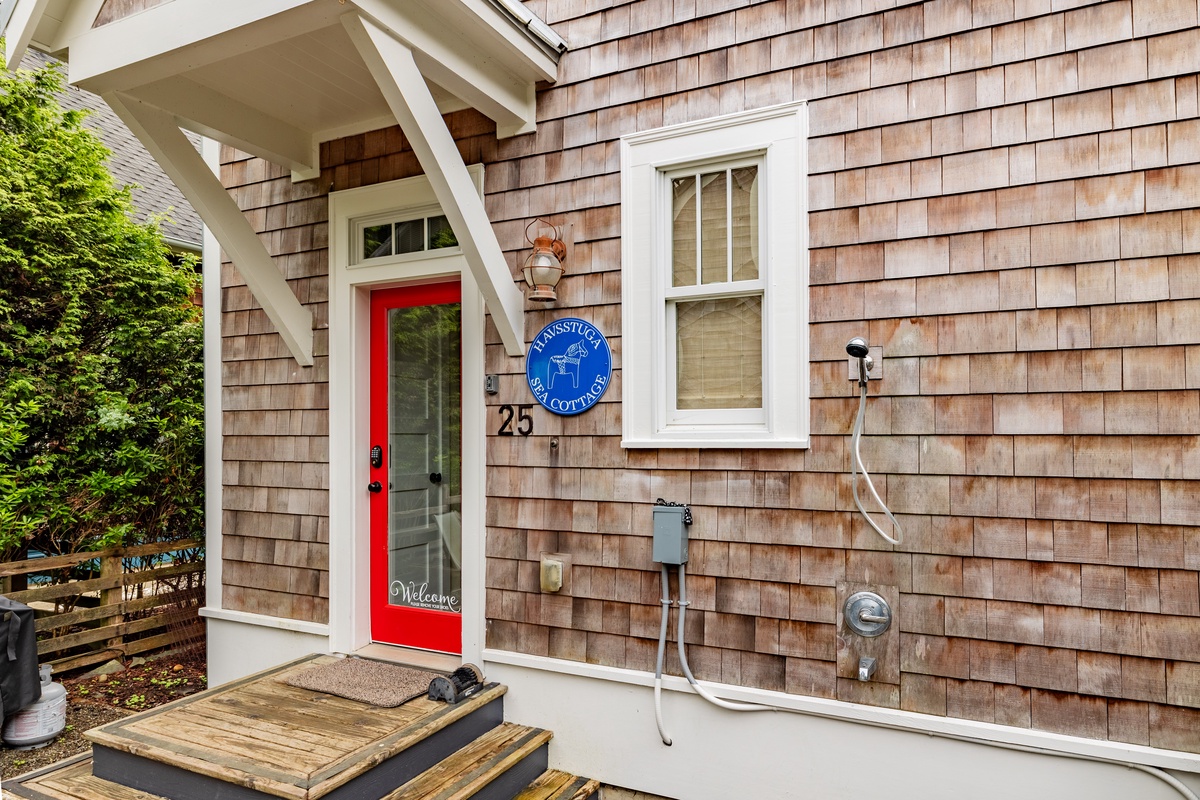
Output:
top-left (522, 219), bottom-right (567, 302)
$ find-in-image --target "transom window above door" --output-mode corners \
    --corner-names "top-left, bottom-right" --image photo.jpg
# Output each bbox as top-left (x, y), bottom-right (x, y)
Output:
top-left (358, 212), bottom-right (458, 262)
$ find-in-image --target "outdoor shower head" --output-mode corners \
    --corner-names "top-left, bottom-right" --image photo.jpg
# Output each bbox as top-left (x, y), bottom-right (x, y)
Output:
top-left (846, 337), bottom-right (869, 358)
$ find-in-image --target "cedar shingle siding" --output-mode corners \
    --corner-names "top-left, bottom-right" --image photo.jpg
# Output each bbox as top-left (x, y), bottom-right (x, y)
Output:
top-left (220, 151), bottom-right (331, 624)
top-left (219, 0), bottom-right (1200, 752)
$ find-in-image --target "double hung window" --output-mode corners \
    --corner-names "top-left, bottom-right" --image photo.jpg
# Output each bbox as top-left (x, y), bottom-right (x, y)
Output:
top-left (621, 103), bottom-right (809, 448)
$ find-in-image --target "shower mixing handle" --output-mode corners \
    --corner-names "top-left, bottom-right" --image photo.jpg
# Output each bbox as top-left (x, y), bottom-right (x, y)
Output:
top-left (844, 591), bottom-right (893, 637)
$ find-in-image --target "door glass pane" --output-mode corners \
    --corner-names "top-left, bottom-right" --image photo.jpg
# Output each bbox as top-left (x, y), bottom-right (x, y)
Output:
top-left (676, 295), bottom-right (763, 410)
top-left (386, 302), bottom-right (462, 614)
top-left (700, 171), bottom-right (728, 285)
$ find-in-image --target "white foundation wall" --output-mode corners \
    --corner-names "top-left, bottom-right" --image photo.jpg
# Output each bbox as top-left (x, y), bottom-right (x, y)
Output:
top-left (203, 615), bottom-right (329, 687)
top-left (485, 658), bottom-right (1200, 800)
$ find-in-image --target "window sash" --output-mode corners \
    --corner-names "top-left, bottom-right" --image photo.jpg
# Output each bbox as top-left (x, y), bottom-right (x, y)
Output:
top-left (672, 293), bottom-right (763, 419)
top-left (665, 157), bottom-right (766, 424)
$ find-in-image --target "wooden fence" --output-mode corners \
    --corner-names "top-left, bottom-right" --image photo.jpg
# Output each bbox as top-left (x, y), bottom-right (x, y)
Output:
top-left (0, 540), bottom-right (204, 674)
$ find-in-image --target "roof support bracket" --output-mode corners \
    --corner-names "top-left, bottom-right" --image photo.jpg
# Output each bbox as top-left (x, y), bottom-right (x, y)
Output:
top-left (342, 12), bottom-right (526, 357)
top-left (105, 91), bottom-right (315, 366)
top-left (353, 0), bottom-right (539, 138)
top-left (3, 0), bottom-right (49, 68)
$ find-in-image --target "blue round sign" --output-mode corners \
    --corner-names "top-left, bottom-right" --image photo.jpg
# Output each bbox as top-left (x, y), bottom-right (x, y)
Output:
top-left (526, 318), bottom-right (612, 415)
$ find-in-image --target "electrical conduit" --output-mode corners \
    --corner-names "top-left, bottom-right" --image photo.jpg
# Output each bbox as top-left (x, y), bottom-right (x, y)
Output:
top-left (653, 561), bottom-right (1196, 800)
top-left (654, 564), bottom-right (673, 746)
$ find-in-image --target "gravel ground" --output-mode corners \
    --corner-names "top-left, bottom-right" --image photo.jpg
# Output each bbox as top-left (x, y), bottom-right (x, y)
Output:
top-left (0, 648), bottom-right (206, 784)
top-left (0, 703), bottom-right (130, 781)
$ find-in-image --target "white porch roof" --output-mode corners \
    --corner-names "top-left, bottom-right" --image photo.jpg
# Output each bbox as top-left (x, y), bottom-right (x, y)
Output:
top-left (5, 0), bottom-right (564, 362)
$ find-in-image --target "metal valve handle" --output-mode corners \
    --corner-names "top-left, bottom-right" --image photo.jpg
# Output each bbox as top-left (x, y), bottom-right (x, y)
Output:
top-left (844, 591), bottom-right (893, 637)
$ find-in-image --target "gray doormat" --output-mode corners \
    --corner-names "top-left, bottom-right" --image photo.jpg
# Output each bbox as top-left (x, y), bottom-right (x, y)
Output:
top-left (284, 658), bottom-right (439, 707)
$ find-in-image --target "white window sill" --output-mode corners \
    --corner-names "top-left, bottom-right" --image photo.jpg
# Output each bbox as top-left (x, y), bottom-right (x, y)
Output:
top-left (621, 436), bottom-right (810, 449)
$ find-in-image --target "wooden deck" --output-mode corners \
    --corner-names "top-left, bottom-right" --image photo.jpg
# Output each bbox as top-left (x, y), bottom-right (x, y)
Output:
top-left (5, 654), bottom-right (597, 800)
top-left (92, 654), bottom-right (506, 799)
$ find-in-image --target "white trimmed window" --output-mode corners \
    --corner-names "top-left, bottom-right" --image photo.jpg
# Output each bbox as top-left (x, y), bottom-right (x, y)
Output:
top-left (620, 102), bottom-right (809, 448)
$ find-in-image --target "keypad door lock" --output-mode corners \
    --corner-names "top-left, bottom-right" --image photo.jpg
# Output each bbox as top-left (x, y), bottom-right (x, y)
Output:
top-left (370, 445), bottom-right (383, 469)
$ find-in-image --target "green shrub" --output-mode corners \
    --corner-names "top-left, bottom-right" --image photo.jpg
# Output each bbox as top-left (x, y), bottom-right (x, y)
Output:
top-left (0, 53), bottom-right (203, 558)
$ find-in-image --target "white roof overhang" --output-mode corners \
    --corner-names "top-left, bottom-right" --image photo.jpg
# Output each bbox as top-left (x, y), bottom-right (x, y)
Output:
top-left (10, 0), bottom-right (562, 362)
top-left (69, 0), bottom-right (562, 147)
top-left (2, 0), bottom-right (105, 66)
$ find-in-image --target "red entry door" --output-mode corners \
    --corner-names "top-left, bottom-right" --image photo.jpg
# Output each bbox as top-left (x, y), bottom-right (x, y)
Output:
top-left (369, 283), bottom-right (463, 653)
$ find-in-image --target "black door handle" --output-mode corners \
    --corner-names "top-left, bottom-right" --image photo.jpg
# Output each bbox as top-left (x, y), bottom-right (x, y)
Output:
top-left (429, 472), bottom-right (442, 485)
top-left (367, 481), bottom-right (383, 494)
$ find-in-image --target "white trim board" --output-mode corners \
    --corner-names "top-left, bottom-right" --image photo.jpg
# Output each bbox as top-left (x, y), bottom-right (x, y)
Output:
top-left (355, 0), bottom-right (538, 138)
top-left (620, 101), bottom-right (810, 449)
top-left (200, 606), bottom-right (330, 637)
top-left (202, 136), bottom-right (224, 616)
top-left (204, 614), bottom-right (329, 687)
top-left (2, 0), bottom-right (49, 68)
top-left (484, 651), bottom-right (1200, 800)
top-left (29, 0), bottom-right (104, 56)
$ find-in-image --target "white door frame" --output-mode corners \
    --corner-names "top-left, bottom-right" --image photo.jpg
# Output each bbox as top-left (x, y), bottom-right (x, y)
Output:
top-left (327, 167), bottom-right (488, 661)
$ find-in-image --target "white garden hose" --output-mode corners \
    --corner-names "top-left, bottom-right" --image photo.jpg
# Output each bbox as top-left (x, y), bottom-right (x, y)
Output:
top-left (850, 372), bottom-right (903, 545)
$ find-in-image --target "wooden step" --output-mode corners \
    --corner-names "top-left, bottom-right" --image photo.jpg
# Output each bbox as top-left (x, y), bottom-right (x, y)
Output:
top-left (513, 770), bottom-right (601, 800)
top-left (4, 757), bottom-right (600, 800)
top-left (5, 753), bottom-right (170, 800)
top-left (84, 653), bottom-right (506, 800)
top-left (385, 723), bottom-right (551, 800)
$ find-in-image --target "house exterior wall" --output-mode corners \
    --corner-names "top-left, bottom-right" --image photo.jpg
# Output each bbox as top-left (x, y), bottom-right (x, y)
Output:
top-left (216, 0), bottom-right (1200, 756)
top-left (218, 149), bottom-right (331, 623)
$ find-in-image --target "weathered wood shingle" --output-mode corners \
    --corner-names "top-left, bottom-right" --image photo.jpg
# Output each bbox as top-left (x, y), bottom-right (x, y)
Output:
top-left (209, 0), bottom-right (1200, 753)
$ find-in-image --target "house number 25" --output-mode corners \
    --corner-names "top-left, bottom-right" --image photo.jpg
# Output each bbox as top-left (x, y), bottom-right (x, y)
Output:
top-left (497, 404), bottom-right (533, 436)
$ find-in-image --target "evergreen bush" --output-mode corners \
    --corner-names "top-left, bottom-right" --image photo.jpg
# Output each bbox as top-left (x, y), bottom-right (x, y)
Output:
top-left (0, 54), bottom-right (203, 559)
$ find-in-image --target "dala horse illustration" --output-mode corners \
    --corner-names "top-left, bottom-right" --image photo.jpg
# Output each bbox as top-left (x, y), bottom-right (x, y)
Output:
top-left (548, 339), bottom-right (589, 390)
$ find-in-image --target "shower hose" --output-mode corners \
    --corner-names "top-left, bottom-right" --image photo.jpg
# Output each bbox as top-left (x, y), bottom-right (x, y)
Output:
top-left (850, 368), bottom-right (903, 545)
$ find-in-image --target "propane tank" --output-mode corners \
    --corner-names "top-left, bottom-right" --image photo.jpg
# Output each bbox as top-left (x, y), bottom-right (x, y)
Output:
top-left (3, 664), bottom-right (67, 749)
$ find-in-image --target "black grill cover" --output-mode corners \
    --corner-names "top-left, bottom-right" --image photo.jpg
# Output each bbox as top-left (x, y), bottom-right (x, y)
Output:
top-left (0, 595), bottom-right (42, 724)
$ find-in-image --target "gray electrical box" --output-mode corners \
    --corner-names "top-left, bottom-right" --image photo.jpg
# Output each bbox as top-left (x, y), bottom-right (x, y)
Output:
top-left (652, 505), bottom-right (689, 565)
